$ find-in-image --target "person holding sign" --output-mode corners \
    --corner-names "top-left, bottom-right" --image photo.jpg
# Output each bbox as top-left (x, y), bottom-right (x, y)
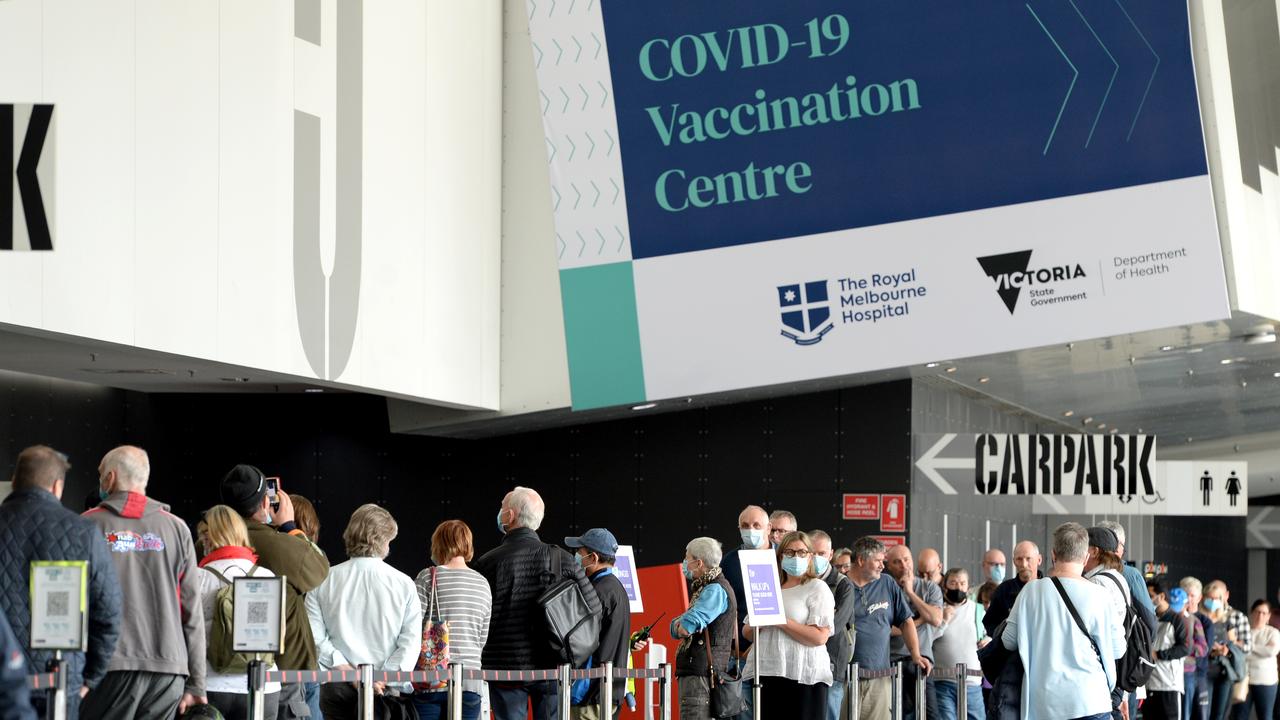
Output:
top-left (741, 531), bottom-right (835, 720)
top-left (670, 537), bottom-right (737, 720)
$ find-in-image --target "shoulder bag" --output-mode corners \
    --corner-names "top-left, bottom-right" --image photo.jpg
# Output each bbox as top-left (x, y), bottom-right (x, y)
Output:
top-left (538, 545), bottom-right (601, 667)
top-left (413, 567), bottom-right (450, 691)
top-left (705, 626), bottom-right (747, 718)
top-left (1051, 577), bottom-right (1109, 676)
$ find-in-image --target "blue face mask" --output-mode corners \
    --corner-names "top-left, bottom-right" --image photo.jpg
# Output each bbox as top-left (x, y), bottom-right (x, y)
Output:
top-left (813, 556), bottom-right (831, 575)
top-left (1205, 598), bottom-right (1223, 612)
top-left (496, 510), bottom-right (507, 535)
top-left (991, 565), bottom-right (1006, 584)
top-left (682, 560), bottom-right (693, 580)
top-left (740, 529), bottom-right (765, 548)
top-left (98, 487), bottom-right (110, 501)
top-left (576, 552), bottom-right (592, 569)
top-left (781, 556), bottom-right (809, 578)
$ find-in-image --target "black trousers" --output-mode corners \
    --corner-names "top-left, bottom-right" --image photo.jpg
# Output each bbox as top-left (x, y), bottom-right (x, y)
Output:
top-left (80, 670), bottom-right (183, 720)
top-left (757, 675), bottom-right (828, 720)
top-left (1145, 690), bottom-right (1183, 720)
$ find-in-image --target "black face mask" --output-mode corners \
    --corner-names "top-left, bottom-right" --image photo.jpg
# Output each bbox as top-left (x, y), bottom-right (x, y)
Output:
top-left (944, 588), bottom-right (967, 604)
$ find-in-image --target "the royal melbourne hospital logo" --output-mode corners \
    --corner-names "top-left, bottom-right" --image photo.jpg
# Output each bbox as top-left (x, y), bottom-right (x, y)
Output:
top-left (778, 281), bottom-right (833, 346)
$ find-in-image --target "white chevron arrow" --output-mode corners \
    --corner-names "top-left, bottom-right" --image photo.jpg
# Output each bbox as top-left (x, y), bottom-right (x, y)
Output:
top-left (914, 433), bottom-right (973, 495)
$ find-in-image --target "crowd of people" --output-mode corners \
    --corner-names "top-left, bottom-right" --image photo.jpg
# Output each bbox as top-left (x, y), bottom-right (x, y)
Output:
top-left (1, 443), bottom-right (1279, 720)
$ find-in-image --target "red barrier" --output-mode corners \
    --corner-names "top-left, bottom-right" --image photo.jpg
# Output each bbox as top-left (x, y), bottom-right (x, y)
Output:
top-left (632, 562), bottom-right (689, 720)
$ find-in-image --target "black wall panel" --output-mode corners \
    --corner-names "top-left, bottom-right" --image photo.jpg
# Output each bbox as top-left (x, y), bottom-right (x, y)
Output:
top-left (1154, 515), bottom-right (1248, 598)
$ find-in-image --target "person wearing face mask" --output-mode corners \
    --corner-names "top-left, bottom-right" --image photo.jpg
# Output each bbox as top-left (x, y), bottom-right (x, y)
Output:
top-left (810, 531), bottom-right (855, 720)
top-left (1178, 576), bottom-right (1212, 720)
top-left (981, 549), bottom-right (1007, 587)
top-left (721, 506), bottom-right (772, 655)
top-left (742, 531), bottom-right (835, 720)
top-left (932, 569), bottom-right (983, 720)
top-left (1201, 580), bottom-right (1250, 720)
top-left (564, 529), bottom-right (630, 720)
top-left (1143, 579), bottom-right (1191, 720)
top-left (473, 487), bottom-right (601, 720)
top-left (671, 538), bottom-right (735, 720)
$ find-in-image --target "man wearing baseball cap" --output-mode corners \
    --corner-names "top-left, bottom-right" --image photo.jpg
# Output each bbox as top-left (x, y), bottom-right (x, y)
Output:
top-left (1144, 578), bottom-right (1192, 720)
top-left (564, 529), bottom-right (631, 720)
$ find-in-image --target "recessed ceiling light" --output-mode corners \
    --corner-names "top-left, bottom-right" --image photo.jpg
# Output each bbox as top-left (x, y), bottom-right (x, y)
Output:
top-left (1063, 410), bottom-right (1075, 417)
top-left (1187, 348), bottom-right (1203, 354)
top-left (220, 377), bottom-right (250, 383)
top-left (978, 377), bottom-right (990, 384)
top-left (1220, 358), bottom-right (1233, 365)
top-left (925, 362), bottom-right (941, 368)
top-left (1083, 417), bottom-right (1094, 425)
top-left (1160, 345), bottom-right (1175, 352)
top-left (945, 367), bottom-right (957, 374)
top-left (1096, 423), bottom-right (1107, 430)
top-left (631, 403), bottom-right (657, 411)
top-left (1273, 372), bottom-right (1280, 378)
top-left (304, 388), bottom-right (324, 393)
top-left (1109, 428), bottom-right (1119, 434)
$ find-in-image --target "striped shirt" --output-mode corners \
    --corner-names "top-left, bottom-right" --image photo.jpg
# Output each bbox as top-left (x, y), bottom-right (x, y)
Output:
top-left (414, 566), bottom-right (493, 694)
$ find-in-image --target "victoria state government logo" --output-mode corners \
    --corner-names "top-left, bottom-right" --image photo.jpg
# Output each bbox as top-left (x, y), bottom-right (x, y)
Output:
top-left (777, 281), bottom-right (833, 345)
top-left (976, 250), bottom-right (1087, 315)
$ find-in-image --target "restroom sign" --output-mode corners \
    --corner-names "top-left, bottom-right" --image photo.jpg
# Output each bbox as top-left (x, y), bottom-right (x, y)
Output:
top-left (880, 495), bottom-right (906, 533)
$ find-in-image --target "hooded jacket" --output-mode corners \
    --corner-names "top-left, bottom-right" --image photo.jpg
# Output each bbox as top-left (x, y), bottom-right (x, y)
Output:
top-left (0, 487), bottom-right (122, 704)
top-left (244, 520), bottom-right (330, 671)
top-left (82, 491), bottom-right (206, 695)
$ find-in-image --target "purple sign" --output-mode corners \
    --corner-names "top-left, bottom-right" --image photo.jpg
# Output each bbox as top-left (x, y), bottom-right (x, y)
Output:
top-left (746, 563), bottom-right (781, 615)
top-left (615, 553), bottom-right (638, 601)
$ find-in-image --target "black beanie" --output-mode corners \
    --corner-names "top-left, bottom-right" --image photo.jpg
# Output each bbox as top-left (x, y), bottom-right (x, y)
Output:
top-left (219, 464), bottom-right (267, 517)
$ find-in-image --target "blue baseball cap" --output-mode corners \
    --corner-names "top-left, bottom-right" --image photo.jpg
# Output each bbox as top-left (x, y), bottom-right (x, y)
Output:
top-left (565, 528), bottom-right (619, 556)
top-left (1168, 587), bottom-right (1188, 613)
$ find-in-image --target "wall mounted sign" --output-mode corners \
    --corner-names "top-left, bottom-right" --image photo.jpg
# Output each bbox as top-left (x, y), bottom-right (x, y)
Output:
top-left (528, 1), bottom-right (1227, 409)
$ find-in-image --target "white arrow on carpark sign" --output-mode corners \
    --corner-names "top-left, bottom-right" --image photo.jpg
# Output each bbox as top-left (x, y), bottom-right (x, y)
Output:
top-left (913, 433), bottom-right (972, 495)
top-left (1247, 507), bottom-right (1280, 548)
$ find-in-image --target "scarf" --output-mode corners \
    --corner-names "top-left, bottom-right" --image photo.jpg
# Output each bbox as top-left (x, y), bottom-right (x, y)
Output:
top-left (198, 545), bottom-right (258, 567)
top-left (679, 565), bottom-right (725, 652)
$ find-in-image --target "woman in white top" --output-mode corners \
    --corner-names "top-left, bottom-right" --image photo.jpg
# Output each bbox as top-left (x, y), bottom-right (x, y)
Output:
top-left (933, 568), bottom-right (983, 720)
top-left (197, 505), bottom-right (282, 720)
top-left (742, 531), bottom-right (834, 720)
top-left (1241, 599), bottom-right (1280, 720)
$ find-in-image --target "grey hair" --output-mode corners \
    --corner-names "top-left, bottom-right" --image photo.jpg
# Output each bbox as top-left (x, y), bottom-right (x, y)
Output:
top-left (343, 504), bottom-right (398, 559)
top-left (1096, 520), bottom-right (1126, 546)
top-left (834, 547), bottom-right (852, 560)
top-left (1180, 576), bottom-right (1203, 594)
top-left (101, 446), bottom-right (150, 491)
top-left (505, 486), bottom-right (546, 531)
top-left (769, 510), bottom-right (797, 527)
top-left (808, 530), bottom-right (832, 544)
top-left (852, 536), bottom-right (886, 561)
top-left (1052, 522), bottom-right (1089, 563)
top-left (685, 537), bottom-right (723, 568)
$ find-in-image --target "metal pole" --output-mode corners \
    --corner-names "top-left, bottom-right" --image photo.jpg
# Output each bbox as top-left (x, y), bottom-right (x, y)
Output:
top-left (246, 658), bottom-right (266, 720)
top-left (357, 664), bottom-right (374, 720)
top-left (558, 664), bottom-right (572, 720)
top-left (47, 650), bottom-right (66, 720)
top-left (752, 643), bottom-right (762, 720)
top-left (600, 661), bottom-right (614, 719)
top-left (447, 662), bottom-right (463, 720)
top-left (892, 663), bottom-right (903, 720)
top-left (955, 664), bottom-right (966, 720)
top-left (848, 662), bottom-right (860, 720)
top-left (915, 661), bottom-right (926, 720)
top-left (658, 662), bottom-right (671, 720)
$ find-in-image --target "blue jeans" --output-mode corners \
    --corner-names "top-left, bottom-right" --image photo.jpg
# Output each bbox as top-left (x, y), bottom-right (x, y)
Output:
top-left (933, 681), bottom-right (983, 720)
top-left (413, 690), bottom-right (481, 720)
top-left (1237, 684), bottom-right (1277, 720)
top-left (490, 681), bottom-right (559, 720)
top-left (304, 682), bottom-right (323, 720)
top-left (1186, 672), bottom-right (1201, 720)
top-left (1070, 714), bottom-right (1112, 720)
top-left (735, 657), bottom-right (753, 720)
top-left (1210, 673), bottom-right (1234, 720)
top-left (826, 679), bottom-right (844, 720)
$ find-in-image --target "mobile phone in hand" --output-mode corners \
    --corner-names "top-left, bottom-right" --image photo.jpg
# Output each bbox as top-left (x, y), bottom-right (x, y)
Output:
top-left (265, 476), bottom-right (281, 511)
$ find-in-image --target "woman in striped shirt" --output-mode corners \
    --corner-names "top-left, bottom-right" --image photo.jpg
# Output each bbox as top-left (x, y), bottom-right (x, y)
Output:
top-left (413, 520), bottom-right (493, 720)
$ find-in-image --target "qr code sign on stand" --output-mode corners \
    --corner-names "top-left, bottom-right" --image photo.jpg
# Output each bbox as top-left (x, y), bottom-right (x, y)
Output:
top-left (47, 591), bottom-right (69, 617)
top-left (248, 601), bottom-right (268, 625)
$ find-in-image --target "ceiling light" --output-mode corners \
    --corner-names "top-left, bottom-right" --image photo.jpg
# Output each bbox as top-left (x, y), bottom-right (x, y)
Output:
top-left (220, 377), bottom-right (250, 383)
top-left (304, 388), bottom-right (325, 393)
top-left (1096, 423), bottom-right (1107, 430)
top-left (1063, 410), bottom-right (1075, 418)
top-left (1273, 372), bottom-right (1280, 378)
top-left (1083, 417), bottom-right (1094, 425)
top-left (925, 362), bottom-right (941, 368)
top-left (978, 377), bottom-right (990, 384)
top-left (1160, 345), bottom-right (1174, 352)
top-left (632, 403), bottom-right (657, 411)
top-left (1220, 358), bottom-right (1233, 365)
top-left (1109, 428), bottom-right (1119, 434)
top-left (945, 367), bottom-right (957, 374)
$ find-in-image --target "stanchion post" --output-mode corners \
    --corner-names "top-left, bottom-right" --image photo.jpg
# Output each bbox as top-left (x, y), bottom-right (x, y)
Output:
top-left (915, 662), bottom-right (926, 719)
top-left (892, 663), bottom-right (902, 720)
top-left (47, 650), bottom-right (66, 720)
top-left (558, 664), bottom-right (572, 720)
top-left (447, 662), bottom-right (463, 720)
top-left (955, 664), bottom-right (966, 719)
top-left (848, 662), bottom-right (860, 720)
top-left (600, 661), bottom-right (614, 719)
top-left (246, 658), bottom-right (266, 720)
top-left (357, 664), bottom-right (374, 720)
top-left (752, 645), bottom-right (761, 720)
top-left (657, 662), bottom-right (671, 720)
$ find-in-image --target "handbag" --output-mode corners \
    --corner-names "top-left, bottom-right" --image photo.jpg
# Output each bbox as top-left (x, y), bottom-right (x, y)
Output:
top-left (706, 627), bottom-right (747, 718)
top-left (412, 567), bottom-right (450, 691)
top-left (373, 693), bottom-right (417, 720)
top-left (1232, 674), bottom-right (1250, 704)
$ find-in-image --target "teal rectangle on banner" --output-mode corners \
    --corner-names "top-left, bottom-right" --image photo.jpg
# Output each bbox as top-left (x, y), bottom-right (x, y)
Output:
top-left (560, 263), bottom-right (646, 409)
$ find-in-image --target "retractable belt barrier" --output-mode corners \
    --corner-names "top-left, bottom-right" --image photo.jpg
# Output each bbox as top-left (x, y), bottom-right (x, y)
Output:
top-left (251, 661), bottom-right (674, 720)
top-left (25, 672), bottom-right (59, 690)
top-left (845, 661), bottom-right (981, 720)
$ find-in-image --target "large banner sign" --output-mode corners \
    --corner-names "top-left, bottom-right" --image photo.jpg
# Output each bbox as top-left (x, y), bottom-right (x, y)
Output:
top-left (529, 1), bottom-right (1228, 409)
top-left (1031, 461), bottom-right (1247, 517)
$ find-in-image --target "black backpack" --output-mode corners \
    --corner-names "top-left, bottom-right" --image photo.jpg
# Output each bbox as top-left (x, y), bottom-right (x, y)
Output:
top-left (537, 546), bottom-right (601, 667)
top-left (1099, 572), bottom-right (1155, 691)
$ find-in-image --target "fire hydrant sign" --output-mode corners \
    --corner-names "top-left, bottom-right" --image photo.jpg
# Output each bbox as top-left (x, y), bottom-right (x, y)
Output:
top-left (843, 494), bottom-right (880, 520)
top-left (738, 549), bottom-right (786, 627)
top-left (527, 0), bottom-right (1228, 410)
top-left (881, 495), bottom-right (906, 533)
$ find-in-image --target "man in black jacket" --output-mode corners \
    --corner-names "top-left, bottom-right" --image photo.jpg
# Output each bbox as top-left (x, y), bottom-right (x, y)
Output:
top-left (0, 446), bottom-right (121, 720)
top-left (474, 486), bottom-right (602, 720)
top-left (566, 528), bottom-right (630, 720)
top-left (811, 531), bottom-right (855, 720)
top-left (982, 540), bottom-right (1042, 637)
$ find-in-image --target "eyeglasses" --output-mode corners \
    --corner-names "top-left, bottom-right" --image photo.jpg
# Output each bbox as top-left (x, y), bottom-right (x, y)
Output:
top-left (834, 562), bottom-right (853, 572)
top-left (770, 529), bottom-right (788, 537)
top-left (781, 549), bottom-right (811, 558)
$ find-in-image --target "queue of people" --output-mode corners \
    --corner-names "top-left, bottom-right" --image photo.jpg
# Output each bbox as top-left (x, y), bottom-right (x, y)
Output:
top-left (2, 443), bottom-right (1280, 720)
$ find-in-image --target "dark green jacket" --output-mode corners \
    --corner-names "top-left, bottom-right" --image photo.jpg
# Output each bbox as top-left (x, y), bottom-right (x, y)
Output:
top-left (246, 521), bottom-right (330, 670)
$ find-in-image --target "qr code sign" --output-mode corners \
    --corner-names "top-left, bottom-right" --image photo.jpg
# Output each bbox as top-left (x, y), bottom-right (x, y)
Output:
top-left (248, 601), bottom-right (268, 625)
top-left (46, 592), bottom-right (69, 617)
